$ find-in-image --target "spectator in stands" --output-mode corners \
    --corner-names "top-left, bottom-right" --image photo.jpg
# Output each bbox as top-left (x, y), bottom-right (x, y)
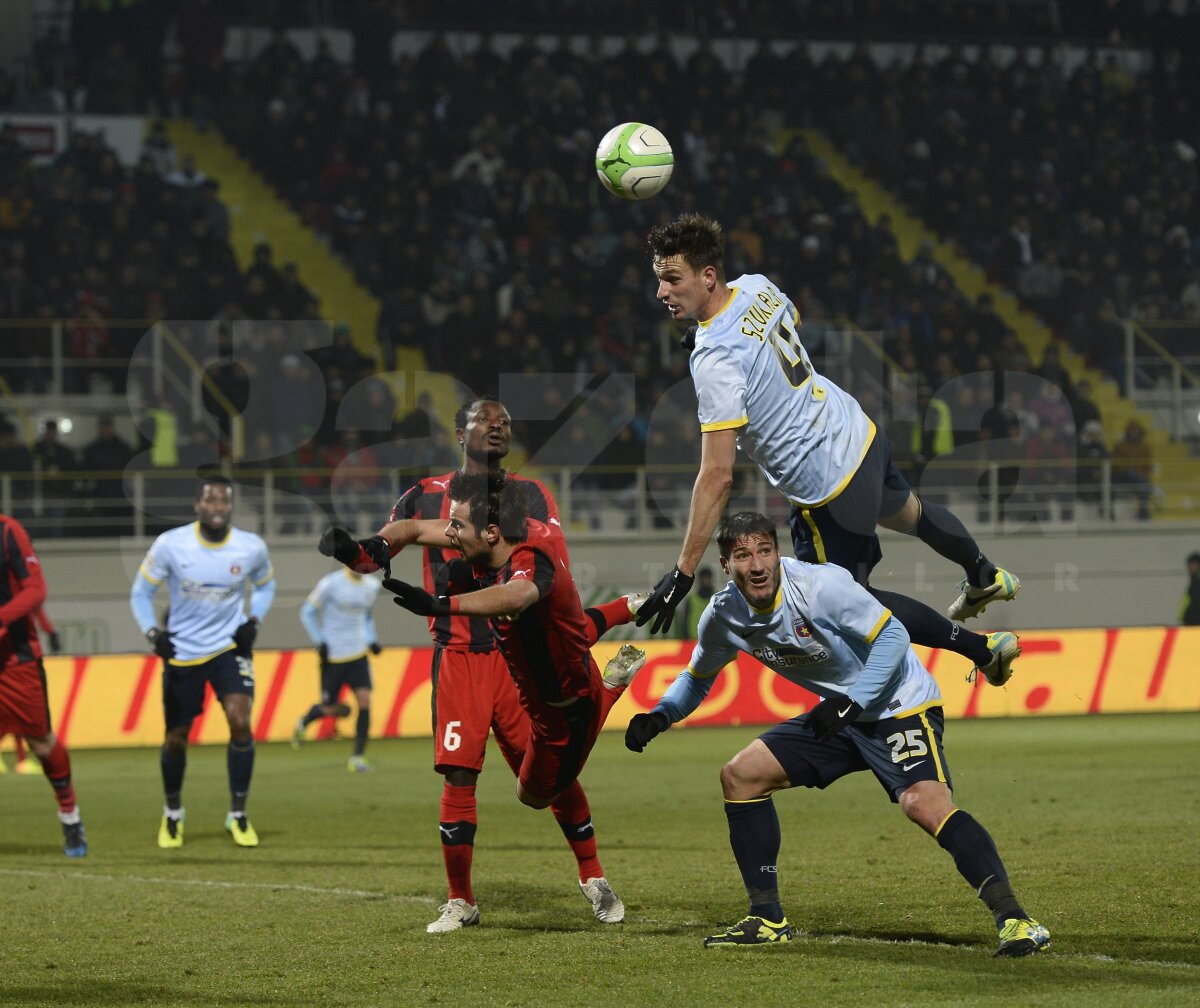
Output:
top-left (1076, 420), bottom-right (1110, 516)
top-left (80, 414), bottom-right (135, 536)
top-left (907, 383), bottom-right (954, 487)
top-left (1181, 552), bottom-right (1200, 627)
top-left (1111, 419), bottom-right (1156, 520)
top-left (1021, 421), bottom-right (1074, 522)
top-left (32, 420), bottom-right (75, 538)
top-left (0, 419), bottom-right (34, 521)
top-left (1068, 378), bottom-right (1102, 437)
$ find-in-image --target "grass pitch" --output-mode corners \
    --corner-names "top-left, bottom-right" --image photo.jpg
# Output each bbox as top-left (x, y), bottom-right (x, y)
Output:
top-left (2, 713), bottom-right (1197, 1007)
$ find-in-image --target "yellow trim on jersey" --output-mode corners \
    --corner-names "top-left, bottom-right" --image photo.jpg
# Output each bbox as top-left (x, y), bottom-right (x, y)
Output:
top-left (684, 663), bottom-right (723, 680)
top-left (933, 809), bottom-right (959, 838)
top-left (917, 708), bottom-right (947, 782)
top-left (797, 509), bottom-right (826, 563)
top-left (863, 610), bottom-right (892, 644)
top-left (724, 795), bottom-right (772, 804)
top-left (749, 581), bottom-right (784, 615)
top-left (697, 286), bottom-right (739, 327)
top-left (785, 419), bottom-right (878, 509)
top-left (341, 569), bottom-right (364, 582)
top-left (191, 522), bottom-right (232, 548)
top-left (137, 564), bottom-right (162, 586)
top-left (885, 698), bottom-right (944, 720)
top-left (253, 565), bottom-right (275, 587)
top-left (329, 650), bottom-right (368, 664)
top-left (168, 643), bottom-right (237, 667)
top-left (700, 416), bottom-right (749, 433)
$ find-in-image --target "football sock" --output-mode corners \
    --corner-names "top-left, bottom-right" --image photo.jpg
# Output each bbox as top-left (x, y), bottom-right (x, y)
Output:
top-left (551, 780), bottom-right (602, 881)
top-left (725, 797), bottom-right (784, 922)
top-left (870, 588), bottom-right (993, 666)
top-left (15, 737), bottom-right (28, 761)
top-left (583, 596), bottom-right (637, 643)
top-left (300, 704), bottom-right (324, 727)
top-left (440, 782), bottom-right (478, 904)
top-left (161, 745), bottom-right (186, 803)
top-left (227, 738), bottom-right (255, 812)
top-left (41, 740), bottom-right (76, 815)
top-left (354, 708), bottom-right (370, 756)
top-left (935, 810), bottom-right (1027, 926)
top-left (913, 501), bottom-right (995, 588)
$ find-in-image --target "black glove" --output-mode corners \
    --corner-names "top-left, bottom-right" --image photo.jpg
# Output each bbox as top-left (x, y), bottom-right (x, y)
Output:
top-left (318, 527), bottom-right (358, 565)
top-left (625, 711), bottom-right (671, 752)
top-left (317, 642), bottom-right (329, 665)
top-left (147, 628), bottom-right (175, 659)
top-left (369, 641), bottom-right (382, 655)
top-left (806, 692), bottom-right (863, 743)
top-left (48, 631), bottom-right (62, 654)
top-left (382, 578), bottom-right (452, 617)
top-left (634, 566), bottom-right (695, 635)
top-left (233, 619), bottom-right (258, 656)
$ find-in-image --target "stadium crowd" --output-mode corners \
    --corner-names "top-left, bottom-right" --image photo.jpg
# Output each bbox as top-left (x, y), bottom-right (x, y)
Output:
top-left (3, 1), bottom-right (1194, 533)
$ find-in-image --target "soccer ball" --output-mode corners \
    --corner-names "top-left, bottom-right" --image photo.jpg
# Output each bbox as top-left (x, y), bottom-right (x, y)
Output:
top-left (595, 122), bottom-right (674, 200)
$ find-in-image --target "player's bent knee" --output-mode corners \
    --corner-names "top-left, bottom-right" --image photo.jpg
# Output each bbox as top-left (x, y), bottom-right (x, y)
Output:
top-left (516, 782), bottom-right (551, 810)
top-left (899, 780), bottom-right (955, 834)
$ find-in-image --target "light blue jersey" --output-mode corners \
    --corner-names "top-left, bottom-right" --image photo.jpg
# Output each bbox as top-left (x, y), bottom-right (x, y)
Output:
top-left (691, 274), bottom-right (875, 506)
top-left (300, 569), bottom-right (382, 663)
top-left (130, 522), bottom-right (275, 664)
top-left (658, 557), bottom-right (940, 723)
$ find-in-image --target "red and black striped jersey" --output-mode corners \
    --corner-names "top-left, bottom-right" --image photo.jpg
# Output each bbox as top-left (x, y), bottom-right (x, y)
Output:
top-left (0, 513), bottom-right (47, 669)
top-left (390, 472), bottom-right (561, 651)
top-left (482, 519), bottom-right (593, 708)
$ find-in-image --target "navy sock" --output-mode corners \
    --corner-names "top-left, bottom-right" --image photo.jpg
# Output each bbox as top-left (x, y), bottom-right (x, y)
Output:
top-left (354, 708), bottom-right (370, 756)
top-left (227, 738), bottom-right (255, 813)
top-left (725, 798), bottom-right (784, 922)
top-left (916, 501), bottom-right (994, 588)
top-left (936, 810), bottom-right (1026, 927)
top-left (160, 746), bottom-right (186, 807)
top-left (870, 588), bottom-right (991, 666)
top-left (300, 704), bottom-right (324, 727)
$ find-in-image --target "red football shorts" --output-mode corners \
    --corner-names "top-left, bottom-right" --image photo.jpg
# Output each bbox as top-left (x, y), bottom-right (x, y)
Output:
top-left (518, 659), bottom-right (623, 803)
top-left (0, 659), bottom-right (52, 737)
top-left (431, 647), bottom-right (529, 775)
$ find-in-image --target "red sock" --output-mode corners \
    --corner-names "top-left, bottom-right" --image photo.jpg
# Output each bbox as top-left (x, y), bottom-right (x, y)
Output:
top-left (440, 783), bottom-right (478, 905)
top-left (42, 740), bottom-right (76, 814)
top-left (15, 737), bottom-right (27, 761)
top-left (583, 596), bottom-right (635, 645)
top-left (551, 781), bottom-right (603, 881)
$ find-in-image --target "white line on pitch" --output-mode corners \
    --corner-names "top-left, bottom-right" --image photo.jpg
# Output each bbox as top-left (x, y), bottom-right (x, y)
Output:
top-left (0, 867), bottom-right (437, 904)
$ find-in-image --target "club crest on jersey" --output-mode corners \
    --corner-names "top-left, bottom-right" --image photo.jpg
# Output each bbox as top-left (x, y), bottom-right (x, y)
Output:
top-left (792, 615), bottom-right (813, 638)
top-left (230, 563), bottom-right (242, 575)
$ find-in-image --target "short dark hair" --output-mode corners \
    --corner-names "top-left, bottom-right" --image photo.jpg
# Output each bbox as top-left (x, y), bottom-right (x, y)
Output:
top-left (647, 213), bottom-right (725, 275)
top-left (195, 475), bottom-right (233, 500)
top-left (454, 394), bottom-right (503, 431)
top-left (447, 469), bottom-right (528, 542)
top-left (717, 511), bottom-right (778, 558)
top-left (1188, 552), bottom-right (1200, 566)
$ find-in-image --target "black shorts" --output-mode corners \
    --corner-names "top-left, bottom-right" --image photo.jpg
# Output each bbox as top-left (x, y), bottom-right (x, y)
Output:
top-left (760, 704), bottom-right (951, 803)
top-left (163, 649), bottom-right (254, 731)
top-left (788, 429), bottom-right (912, 584)
top-left (321, 655), bottom-right (372, 704)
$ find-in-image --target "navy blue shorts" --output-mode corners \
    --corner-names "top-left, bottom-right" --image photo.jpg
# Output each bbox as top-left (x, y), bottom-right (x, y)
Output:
top-left (789, 429), bottom-right (912, 585)
top-left (162, 649), bottom-right (254, 731)
top-left (321, 655), bottom-right (372, 704)
top-left (760, 704), bottom-right (951, 803)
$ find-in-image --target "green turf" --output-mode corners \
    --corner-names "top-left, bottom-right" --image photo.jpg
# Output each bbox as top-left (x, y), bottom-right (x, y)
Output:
top-left (2, 714), bottom-right (1197, 1007)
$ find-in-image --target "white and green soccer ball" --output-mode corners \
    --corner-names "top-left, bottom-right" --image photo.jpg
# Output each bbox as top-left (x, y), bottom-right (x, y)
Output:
top-left (595, 122), bottom-right (674, 200)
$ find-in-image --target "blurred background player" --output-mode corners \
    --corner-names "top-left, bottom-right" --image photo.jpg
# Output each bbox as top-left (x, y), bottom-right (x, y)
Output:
top-left (130, 477), bottom-right (276, 849)
top-left (637, 214), bottom-right (1020, 690)
top-left (320, 395), bottom-right (644, 933)
top-left (626, 512), bottom-right (1045, 957)
top-left (294, 566), bottom-right (382, 771)
top-left (0, 510), bottom-right (86, 856)
top-left (8, 604), bottom-right (63, 774)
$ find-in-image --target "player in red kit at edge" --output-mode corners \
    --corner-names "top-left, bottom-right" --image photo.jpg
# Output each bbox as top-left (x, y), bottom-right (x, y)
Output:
top-left (319, 397), bottom-right (644, 932)
top-left (0, 511), bottom-right (87, 856)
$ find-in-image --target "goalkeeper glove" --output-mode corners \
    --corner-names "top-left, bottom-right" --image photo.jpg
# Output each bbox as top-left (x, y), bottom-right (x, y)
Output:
top-left (233, 618), bottom-right (258, 656)
top-left (146, 628), bottom-right (175, 659)
top-left (48, 631), bottom-right (61, 654)
top-left (382, 578), bottom-right (453, 617)
top-left (805, 692), bottom-right (863, 743)
top-left (625, 711), bottom-right (671, 752)
top-left (318, 529), bottom-right (393, 577)
top-left (634, 566), bottom-right (694, 635)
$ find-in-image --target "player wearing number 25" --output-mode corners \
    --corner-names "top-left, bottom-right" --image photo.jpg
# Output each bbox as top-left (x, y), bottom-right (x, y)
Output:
top-left (637, 215), bottom-right (1021, 692)
top-left (626, 512), bottom-right (1048, 957)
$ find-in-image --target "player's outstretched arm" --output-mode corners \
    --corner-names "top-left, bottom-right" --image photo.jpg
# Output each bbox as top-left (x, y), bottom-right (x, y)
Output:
top-left (382, 577), bottom-right (538, 619)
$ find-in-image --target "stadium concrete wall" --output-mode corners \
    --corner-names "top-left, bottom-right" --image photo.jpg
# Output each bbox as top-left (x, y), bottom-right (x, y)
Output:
top-left (17, 627), bottom-right (1200, 752)
top-left (34, 526), bottom-right (1200, 656)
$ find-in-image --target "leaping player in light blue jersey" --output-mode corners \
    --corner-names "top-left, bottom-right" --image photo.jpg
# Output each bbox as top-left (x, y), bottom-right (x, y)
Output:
top-left (635, 213), bottom-right (1020, 691)
top-left (626, 512), bottom-right (1048, 958)
top-left (294, 568), bottom-right (383, 771)
top-left (130, 476), bottom-right (276, 849)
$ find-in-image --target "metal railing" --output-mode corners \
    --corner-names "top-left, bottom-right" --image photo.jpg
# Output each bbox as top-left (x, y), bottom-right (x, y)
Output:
top-left (1126, 321), bottom-right (1200, 441)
